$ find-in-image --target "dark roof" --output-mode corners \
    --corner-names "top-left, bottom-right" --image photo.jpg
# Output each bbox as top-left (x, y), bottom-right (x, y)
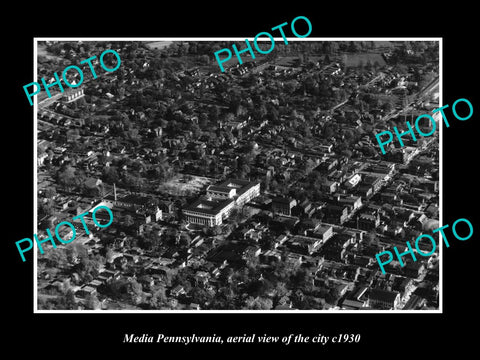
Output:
top-left (121, 194), bottom-right (150, 205)
top-left (368, 288), bottom-right (399, 303)
top-left (272, 197), bottom-right (295, 204)
top-left (207, 185), bottom-right (233, 193)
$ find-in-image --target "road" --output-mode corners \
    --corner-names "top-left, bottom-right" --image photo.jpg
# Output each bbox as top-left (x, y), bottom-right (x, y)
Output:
top-left (382, 76), bottom-right (440, 123)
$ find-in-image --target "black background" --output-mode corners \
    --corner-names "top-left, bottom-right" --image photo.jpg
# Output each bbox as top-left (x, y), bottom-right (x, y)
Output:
top-left (4, 3), bottom-right (478, 356)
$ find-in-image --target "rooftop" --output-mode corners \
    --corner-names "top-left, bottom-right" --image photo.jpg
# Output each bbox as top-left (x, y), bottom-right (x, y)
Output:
top-left (184, 198), bottom-right (234, 215)
top-left (368, 288), bottom-right (399, 303)
top-left (216, 179), bottom-right (260, 197)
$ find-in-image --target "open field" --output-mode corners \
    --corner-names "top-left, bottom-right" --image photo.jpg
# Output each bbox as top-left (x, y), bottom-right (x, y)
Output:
top-left (157, 174), bottom-right (214, 196)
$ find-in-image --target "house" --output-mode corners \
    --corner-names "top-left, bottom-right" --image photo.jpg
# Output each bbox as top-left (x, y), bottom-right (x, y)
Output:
top-left (367, 288), bottom-right (400, 310)
top-left (392, 276), bottom-right (413, 295)
top-left (345, 173), bottom-right (362, 189)
top-left (97, 269), bottom-right (120, 283)
top-left (261, 249), bottom-right (282, 262)
top-left (308, 224), bottom-right (333, 242)
top-left (292, 199), bottom-right (315, 218)
top-left (188, 303), bottom-right (201, 310)
top-left (338, 194), bottom-right (362, 211)
top-left (317, 159), bottom-right (338, 173)
top-left (137, 275), bottom-right (155, 289)
top-left (287, 235), bottom-right (322, 255)
top-left (404, 262), bottom-right (425, 278)
top-left (340, 297), bottom-right (365, 310)
top-left (194, 271), bottom-right (210, 287)
top-left (403, 294), bottom-right (426, 310)
top-left (319, 233), bottom-right (353, 261)
top-left (158, 200), bottom-right (174, 214)
top-left (363, 175), bottom-right (382, 193)
top-left (271, 197), bottom-right (297, 216)
top-left (75, 285), bottom-right (97, 298)
top-left (324, 204), bottom-right (348, 224)
top-left (88, 279), bottom-right (102, 289)
top-left (283, 252), bottom-right (304, 267)
top-left (273, 234), bottom-right (288, 248)
top-left (84, 177), bottom-right (102, 190)
top-left (356, 185), bottom-right (373, 198)
top-left (38, 152), bottom-right (49, 167)
top-left (171, 285), bottom-right (186, 297)
top-left (320, 179), bottom-right (338, 194)
top-left (385, 149), bottom-right (408, 164)
top-left (357, 213), bottom-right (380, 230)
top-left (328, 169), bottom-right (347, 183)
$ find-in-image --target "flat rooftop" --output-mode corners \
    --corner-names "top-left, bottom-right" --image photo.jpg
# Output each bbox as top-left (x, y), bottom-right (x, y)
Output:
top-left (184, 198), bottom-right (234, 216)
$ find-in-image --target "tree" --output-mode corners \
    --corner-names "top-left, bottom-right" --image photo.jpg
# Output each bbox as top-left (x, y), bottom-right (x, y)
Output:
top-left (289, 268), bottom-right (311, 290)
top-left (366, 230), bottom-right (378, 246)
top-left (239, 164), bottom-right (250, 178)
top-left (284, 80), bottom-right (300, 94)
top-left (381, 101), bottom-right (393, 113)
top-left (74, 254), bottom-right (101, 283)
top-left (189, 287), bottom-right (213, 307)
top-left (365, 60), bottom-right (373, 71)
top-left (128, 279), bottom-right (143, 305)
top-left (44, 249), bottom-right (68, 268)
top-left (346, 127), bottom-right (357, 138)
top-left (39, 199), bottom-right (55, 218)
top-left (348, 41), bottom-right (359, 52)
top-left (85, 293), bottom-right (101, 310)
top-left (105, 248), bottom-right (114, 264)
top-left (63, 289), bottom-right (77, 310)
top-left (124, 215), bottom-right (134, 228)
top-left (273, 282), bottom-right (289, 302)
top-left (244, 296), bottom-right (273, 310)
top-left (179, 232), bottom-right (192, 247)
top-left (206, 225), bottom-right (223, 236)
top-left (123, 174), bottom-right (145, 192)
top-left (325, 287), bottom-right (341, 306)
top-left (57, 165), bottom-right (77, 191)
top-left (44, 187), bottom-right (57, 199)
top-left (323, 125), bottom-right (335, 138)
top-left (150, 286), bottom-right (167, 309)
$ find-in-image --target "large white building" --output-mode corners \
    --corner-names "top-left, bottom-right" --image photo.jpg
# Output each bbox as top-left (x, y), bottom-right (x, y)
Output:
top-left (206, 179), bottom-right (261, 206)
top-left (184, 179), bottom-right (261, 227)
top-left (183, 198), bottom-right (235, 227)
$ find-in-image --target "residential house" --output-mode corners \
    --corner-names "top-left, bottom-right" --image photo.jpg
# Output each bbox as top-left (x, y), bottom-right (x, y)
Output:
top-left (271, 197), bottom-right (297, 216)
top-left (171, 285), bottom-right (186, 297)
top-left (320, 179), bottom-right (339, 194)
top-left (324, 204), bottom-right (348, 224)
top-left (367, 288), bottom-right (401, 310)
top-left (357, 213), bottom-right (380, 231)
